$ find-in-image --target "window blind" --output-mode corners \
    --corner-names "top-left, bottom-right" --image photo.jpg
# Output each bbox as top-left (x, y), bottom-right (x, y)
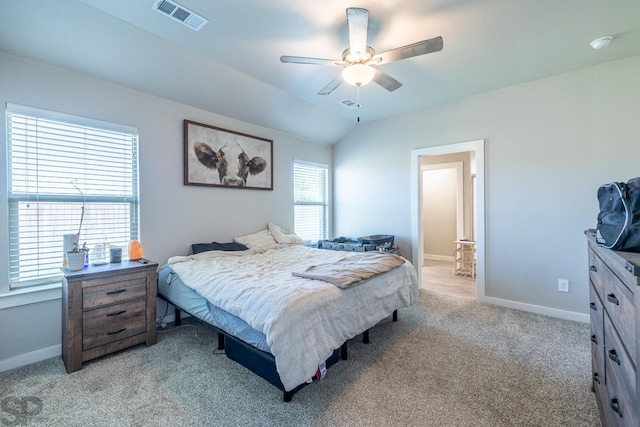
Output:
top-left (293, 161), bottom-right (328, 242)
top-left (7, 104), bottom-right (139, 289)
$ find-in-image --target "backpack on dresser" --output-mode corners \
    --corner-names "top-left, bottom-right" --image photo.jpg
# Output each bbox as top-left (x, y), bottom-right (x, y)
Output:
top-left (596, 177), bottom-right (640, 252)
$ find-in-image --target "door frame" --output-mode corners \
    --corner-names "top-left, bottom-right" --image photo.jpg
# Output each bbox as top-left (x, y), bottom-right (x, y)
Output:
top-left (410, 140), bottom-right (485, 299)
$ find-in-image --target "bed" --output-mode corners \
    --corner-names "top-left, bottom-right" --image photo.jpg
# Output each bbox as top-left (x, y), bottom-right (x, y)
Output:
top-left (157, 224), bottom-right (419, 401)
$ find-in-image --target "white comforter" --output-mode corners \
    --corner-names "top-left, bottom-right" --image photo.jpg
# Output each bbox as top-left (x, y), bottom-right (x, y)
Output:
top-left (168, 245), bottom-right (419, 391)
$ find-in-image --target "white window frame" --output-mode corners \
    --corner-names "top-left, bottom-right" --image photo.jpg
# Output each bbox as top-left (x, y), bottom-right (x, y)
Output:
top-left (5, 103), bottom-right (139, 291)
top-left (293, 160), bottom-right (329, 243)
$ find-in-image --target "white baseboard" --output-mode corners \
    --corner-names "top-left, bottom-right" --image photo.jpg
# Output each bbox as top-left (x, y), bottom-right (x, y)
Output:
top-left (478, 295), bottom-right (589, 323)
top-left (0, 345), bottom-right (61, 373)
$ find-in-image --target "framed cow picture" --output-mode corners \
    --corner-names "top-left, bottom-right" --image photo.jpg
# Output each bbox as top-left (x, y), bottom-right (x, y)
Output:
top-left (184, 120), bottom-right (273, 190)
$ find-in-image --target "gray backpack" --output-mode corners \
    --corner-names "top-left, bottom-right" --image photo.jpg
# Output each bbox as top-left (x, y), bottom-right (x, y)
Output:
top-left (596, 177), bottom-right (640, 252)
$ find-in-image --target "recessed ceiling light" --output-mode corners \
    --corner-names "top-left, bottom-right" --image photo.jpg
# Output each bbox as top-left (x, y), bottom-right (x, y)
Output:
top-left (590, 36), bottom-right (613, 50)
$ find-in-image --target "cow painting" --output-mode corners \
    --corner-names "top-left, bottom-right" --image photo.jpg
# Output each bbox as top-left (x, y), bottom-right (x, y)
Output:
top-left (184, 120), bottom-right (273, 190)
top-left (194, 141), bottom-right (267, 187)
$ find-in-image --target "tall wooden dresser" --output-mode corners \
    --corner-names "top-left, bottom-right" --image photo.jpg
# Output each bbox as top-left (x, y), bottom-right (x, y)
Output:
top-left (61, 260), bottom-right (158, 373)
top-left (586, 230), bottom-right (640, 426)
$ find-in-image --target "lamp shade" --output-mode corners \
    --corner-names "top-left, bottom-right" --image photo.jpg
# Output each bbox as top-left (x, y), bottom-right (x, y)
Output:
top-left (342, 64), bottom-right (375, 87)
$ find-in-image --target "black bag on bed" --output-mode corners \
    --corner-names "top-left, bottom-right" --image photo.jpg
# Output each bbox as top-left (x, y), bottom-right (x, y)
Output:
top-left (596, 177), bottom-right (640, 252)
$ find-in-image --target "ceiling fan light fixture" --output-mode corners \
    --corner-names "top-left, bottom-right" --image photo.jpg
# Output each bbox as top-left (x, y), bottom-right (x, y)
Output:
top-left (342, 64), bottom-right (375, 87)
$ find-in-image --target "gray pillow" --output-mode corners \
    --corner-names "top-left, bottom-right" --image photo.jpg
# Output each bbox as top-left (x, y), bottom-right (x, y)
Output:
top-left (191, 242), bottom-right (248, 254)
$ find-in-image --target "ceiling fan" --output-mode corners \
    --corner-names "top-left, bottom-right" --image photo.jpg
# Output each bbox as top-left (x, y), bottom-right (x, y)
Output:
top-left (280, 7), bottom-right (443, 95)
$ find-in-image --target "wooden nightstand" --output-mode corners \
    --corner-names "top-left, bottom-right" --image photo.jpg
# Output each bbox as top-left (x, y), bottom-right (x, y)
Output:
top-left (61, 260), bottom-right (158, 373)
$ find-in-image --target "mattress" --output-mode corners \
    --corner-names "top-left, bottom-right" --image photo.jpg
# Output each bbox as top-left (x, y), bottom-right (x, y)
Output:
top-left (158, 264), bottom-right (270, 352)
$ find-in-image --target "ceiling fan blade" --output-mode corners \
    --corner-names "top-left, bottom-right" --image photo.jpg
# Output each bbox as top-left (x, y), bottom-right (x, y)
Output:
top-left (372, 36), bottom-right (443, 65)
top-left (372, 69), bottom-right (402, 92)
top-left (347, 7), bottom-right (369, 58)
top-left (280, 55), bottom-right (344, 66)
top-left (318, 75), bottom-right (344, 95)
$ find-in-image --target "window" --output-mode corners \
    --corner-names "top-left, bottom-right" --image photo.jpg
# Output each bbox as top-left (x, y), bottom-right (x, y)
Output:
top-left (7, 104), bottom-right (139, 289)
top-left (293, 161), bottom-right (328, 242)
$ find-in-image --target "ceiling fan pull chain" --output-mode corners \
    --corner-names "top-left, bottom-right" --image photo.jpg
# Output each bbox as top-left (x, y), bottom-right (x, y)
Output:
top-left (357, 86), bottom-right (361, 123)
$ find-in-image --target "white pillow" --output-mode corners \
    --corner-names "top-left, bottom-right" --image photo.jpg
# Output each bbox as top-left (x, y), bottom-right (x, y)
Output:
top-left (234, 229), bottom-right (278, 252)
top-left (268, 222), bottom-right (304, 245)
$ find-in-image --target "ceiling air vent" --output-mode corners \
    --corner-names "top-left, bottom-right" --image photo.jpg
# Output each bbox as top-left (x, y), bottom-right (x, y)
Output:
top-left (340, 99), bottom-right (361, 109)
top-left (153, 0), bottom-right (208, 31)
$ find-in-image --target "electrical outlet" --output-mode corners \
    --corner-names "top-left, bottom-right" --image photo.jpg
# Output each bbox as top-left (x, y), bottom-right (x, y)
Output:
top-left (558, 279), bottom-right (569, 293)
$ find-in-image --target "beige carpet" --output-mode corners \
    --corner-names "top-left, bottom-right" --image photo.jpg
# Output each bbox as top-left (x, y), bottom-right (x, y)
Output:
top-left (0, 291), bottom-right (599, 426)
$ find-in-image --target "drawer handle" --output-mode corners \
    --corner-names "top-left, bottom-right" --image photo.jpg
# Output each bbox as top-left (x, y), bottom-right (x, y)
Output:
top-left (608, 349), bottom-right (620, 365)
top-left (592, 372), bottom-right (600, 385)
top-left (106, 310), bottom-right (126, 317)
top-left (590, 334), bottom-right (597, 345)
top-left (107, 328), bottom-right (127, 335)
top-left (589, 265), bottom-right (597, 272)
top-left (607, 294), bottom-right (619, 305)
top-left (589, 302), bottom-right (597, 311)
top-left (106, 289), bottom-right (127, 295)
top-left (610, 398), bottom-right (623, 417)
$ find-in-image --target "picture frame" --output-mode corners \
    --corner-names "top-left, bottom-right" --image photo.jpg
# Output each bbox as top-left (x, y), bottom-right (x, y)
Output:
top-left (184, 120), bottom-right (273, 190)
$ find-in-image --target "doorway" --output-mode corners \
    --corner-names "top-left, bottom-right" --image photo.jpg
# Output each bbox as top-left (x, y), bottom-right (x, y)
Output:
top-left (421, 161), bottom-right (463, 261)
top-left (422, 159), bottom-right (474, 297)
top-left (410, 140), bottom-right (485, 300)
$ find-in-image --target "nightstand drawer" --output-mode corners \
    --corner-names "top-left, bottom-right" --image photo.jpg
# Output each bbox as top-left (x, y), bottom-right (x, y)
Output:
top-left (83, 299), bottom-right (146, 331)
top-left (83, 278), bottom-right (147, 309)
top-left (82, 315), bottom-right (147, 350)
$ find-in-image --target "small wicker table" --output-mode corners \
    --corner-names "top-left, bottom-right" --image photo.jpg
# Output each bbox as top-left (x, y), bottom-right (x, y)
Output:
top-left (454, 240), bottom-right (476, 278)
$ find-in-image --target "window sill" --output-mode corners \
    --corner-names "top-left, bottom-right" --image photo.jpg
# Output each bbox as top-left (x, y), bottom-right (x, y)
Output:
top-left (0, 282), bottom-right (62, 309)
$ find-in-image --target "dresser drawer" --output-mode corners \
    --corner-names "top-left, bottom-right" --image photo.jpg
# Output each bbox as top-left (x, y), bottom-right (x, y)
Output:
top-left (604, 378), bottom-right (638, 427)
top-left (82, 299), bottom-right (147, 331)
top-left (82, 314), bottom-right (147, 350)
top-left (591, 328), bottom-right (605, 393)
top-left (589, 286), bottom-right (605, 394)
top-left (603, 270), bottom-right (636, 363)
top-left (603, 313), bottom-right (637, 426)
top-left (589, 284), bottom-right (604, 349)
top-left (83, 278), bottom-right (147, 309)
top-left (589, 248), bottom-right (606, 301)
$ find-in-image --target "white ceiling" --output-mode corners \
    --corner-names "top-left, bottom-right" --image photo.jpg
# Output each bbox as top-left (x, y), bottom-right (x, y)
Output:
top-left (1, 0), bottom-right (639, 144)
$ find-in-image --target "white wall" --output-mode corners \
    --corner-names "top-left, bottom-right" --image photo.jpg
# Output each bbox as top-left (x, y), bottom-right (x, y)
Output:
top-left (421, 151), bottom-right (473, 257)
top-left (334, 55), bottom-right (640, 317)
top-left (422, 167), bottom-right (458, 259)
top-left (0, 54), bottom-right (332, 364)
